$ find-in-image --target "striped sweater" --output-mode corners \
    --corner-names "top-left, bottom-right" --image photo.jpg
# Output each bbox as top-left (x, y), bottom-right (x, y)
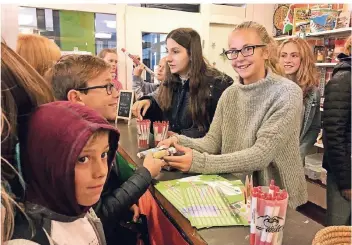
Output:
top-left (177, 71), bottom-right (308, 208)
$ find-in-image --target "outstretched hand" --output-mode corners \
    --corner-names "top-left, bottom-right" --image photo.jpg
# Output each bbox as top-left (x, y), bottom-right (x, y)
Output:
top-left (163, 143), bottom-right (192, 172)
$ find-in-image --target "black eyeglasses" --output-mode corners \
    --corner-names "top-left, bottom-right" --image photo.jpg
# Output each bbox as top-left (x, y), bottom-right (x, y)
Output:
top-left (76, 83), bottom-right (116, 95)
top-left (224, 45), bottom-right (266, 60)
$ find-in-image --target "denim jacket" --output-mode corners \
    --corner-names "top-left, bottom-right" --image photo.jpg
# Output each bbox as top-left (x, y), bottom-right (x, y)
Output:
top-left (300, 86), bottom-right (321, 160)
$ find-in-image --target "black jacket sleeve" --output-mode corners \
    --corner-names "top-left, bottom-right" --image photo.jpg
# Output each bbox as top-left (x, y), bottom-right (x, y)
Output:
top-left (323, 68), bottom-right (351, 190)
top-left (208, 73), bottom-right (234, 125)
top-left (93, 165), bottom-right (152, 223)
top-left (139, 94), bottom-right (164, 124)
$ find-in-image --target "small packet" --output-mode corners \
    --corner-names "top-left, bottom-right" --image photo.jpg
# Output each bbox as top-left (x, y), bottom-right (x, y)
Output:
top-left (137, 146), bottom-right (177, 159)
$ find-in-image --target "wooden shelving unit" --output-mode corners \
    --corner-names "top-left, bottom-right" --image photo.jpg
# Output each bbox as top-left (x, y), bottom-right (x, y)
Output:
top-left (274, 27), bottom-right (352, 41)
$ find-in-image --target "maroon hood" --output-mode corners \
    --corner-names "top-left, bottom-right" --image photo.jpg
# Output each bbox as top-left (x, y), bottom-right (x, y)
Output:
top-left (21, 101), bottom-right (119, 216)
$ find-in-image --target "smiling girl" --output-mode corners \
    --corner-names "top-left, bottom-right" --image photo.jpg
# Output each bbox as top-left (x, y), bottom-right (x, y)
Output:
top-left (279, 37), bottom-right (321, 161)
top-left (159, 21), bottom-right (308, 209)
top-left (132, 28), bottom-right (233, 138)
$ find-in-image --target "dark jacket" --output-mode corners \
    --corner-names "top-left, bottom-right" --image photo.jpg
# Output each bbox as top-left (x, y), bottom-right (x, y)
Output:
top-left (141, 71), bottom-right (234, 138)
top-left (322, 53), bottom-right (351, 190)
top-left (94, 160), bottom-right (152, 245)
top-left (300, 86), bottom-right (321, 160)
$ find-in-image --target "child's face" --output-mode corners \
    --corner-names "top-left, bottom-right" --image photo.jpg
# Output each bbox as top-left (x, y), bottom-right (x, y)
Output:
top-left (156, 58), bottom-right (167, 81)
top-left (279, 42), bottom-right (301, 76)
top-left (80, 68), bottom-right (119, 121)
top-left (229, 29), bottom-right (268, 84)
top-left (103, 52), bottom-right (118, 75)
top-left (166, 38), bottom-right (190, 76)
top-left (75, 132), bottom-right (109, 206)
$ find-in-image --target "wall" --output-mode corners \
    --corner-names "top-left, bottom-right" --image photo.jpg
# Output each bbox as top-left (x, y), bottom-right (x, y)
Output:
top-left (59, 10), bottom-right (96, 53)
top-left (1, 4), bottom-right (19, 50)
top-left (123, 5), bottom-right (203, 89)
top-left (12, 3), bottom-right (276, 88)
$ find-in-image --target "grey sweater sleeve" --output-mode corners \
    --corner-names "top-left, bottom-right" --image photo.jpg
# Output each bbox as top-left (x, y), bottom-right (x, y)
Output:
top-left (132, 75), bottom-right (159, 100)
top-left (186, 88), bottom-right (303, 174)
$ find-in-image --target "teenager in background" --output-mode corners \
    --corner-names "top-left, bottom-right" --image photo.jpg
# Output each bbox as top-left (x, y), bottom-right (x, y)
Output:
top-left (16, 34), bottom-right (61, 76)
top-left (159, 21), bottom-right (308, 209)
top-left (132, 28), bottom-right (233, 138)
top-left (279, 37), bottom-right (321, 161)
top-left (98, 48), bottom-right (123, 91)
top-left (133, 57), bottom-right (166, 100)
top-left (323, 36), bottom-right (351, 226)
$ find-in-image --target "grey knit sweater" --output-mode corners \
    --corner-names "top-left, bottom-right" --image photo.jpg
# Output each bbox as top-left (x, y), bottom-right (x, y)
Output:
top-left (177, 71), bottom-right (308, 209)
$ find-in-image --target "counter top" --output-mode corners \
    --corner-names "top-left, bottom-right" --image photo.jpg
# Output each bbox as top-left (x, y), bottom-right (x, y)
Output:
top-left (116, 119), bottom-right (324, 245)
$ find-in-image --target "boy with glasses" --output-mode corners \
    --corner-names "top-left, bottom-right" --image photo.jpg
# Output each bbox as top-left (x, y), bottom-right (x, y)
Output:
top-left (45, 54), bottom-right (164, 245)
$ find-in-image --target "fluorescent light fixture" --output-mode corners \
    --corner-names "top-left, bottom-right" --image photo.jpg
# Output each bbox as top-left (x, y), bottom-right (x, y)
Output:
top-left (104, 20), bottom-right (116, 29)
top-left (95, 32), bottom-right (112, 39)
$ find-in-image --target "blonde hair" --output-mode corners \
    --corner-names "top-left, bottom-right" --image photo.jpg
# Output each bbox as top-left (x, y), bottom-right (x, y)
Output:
top-left (344, 36), bottom-right (351, 56)
top-left (98, 48), bottom-right (117, 59)
top-left (278, 37), bottom-right (319, 98)
top-left (45, 54), bottom-right (111, 100)
top-left (16, 34), bottom-right (62, 76)
top-left (232, 21), bottom-right (284, 76)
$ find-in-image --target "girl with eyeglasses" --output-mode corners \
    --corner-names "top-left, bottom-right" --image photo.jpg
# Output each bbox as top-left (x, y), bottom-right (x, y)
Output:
top-left (158, 21), bottom-right (308, 209)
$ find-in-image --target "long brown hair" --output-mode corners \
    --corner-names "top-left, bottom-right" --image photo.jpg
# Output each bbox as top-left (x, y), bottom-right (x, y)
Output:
top-left (1, 112), bottom-right (32, 242)
top-left (278, 37), bottom-right (319, 98)
top-left (232, 21), bottom-right (284, 76)
top-left (16, 34), bottom-right (62, 76)
top-left (158, 28), bottom-right (224, 130)
top-left (1, 41), bottom-right (55, 178)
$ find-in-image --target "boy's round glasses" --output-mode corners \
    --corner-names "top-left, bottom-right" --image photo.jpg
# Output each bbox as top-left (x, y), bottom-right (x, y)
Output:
top-left (224, 45), bottom-right (266, 60)
top-left (76, 83), bottom-right (116, 95)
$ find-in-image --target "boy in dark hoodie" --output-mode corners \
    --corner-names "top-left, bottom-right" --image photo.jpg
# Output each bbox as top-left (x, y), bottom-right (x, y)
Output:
top-left (13, 101), bottom-right (163, 244)
top-left (45, 55), bottom-right (165, 245)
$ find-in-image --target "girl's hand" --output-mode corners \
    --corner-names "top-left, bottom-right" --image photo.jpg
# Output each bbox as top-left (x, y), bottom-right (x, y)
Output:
top-left (163, 143), bottom-right (192, 172)
top-left (131, 100), bottom-right (151, 120)
top-left (157, 135), bottom-right (178, 148)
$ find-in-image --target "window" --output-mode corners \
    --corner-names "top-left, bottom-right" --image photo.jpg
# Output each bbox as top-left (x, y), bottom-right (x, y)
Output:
top-left (18, 7), bottom-right (117, 55)
top-left (142, 32), bottom-right (167, 83)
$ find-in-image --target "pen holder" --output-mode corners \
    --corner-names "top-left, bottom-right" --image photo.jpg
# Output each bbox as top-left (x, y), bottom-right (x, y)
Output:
top-left (153, 121), bottom-right (169, 146)
top-left (137, 120), bottom-right (151, 151)
top-left (250, 186), bottom-right (289, 245)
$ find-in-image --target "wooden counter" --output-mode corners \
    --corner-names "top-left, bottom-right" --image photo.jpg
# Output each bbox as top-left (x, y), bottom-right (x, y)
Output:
top-left (116, 119), bottom-right (324, 245)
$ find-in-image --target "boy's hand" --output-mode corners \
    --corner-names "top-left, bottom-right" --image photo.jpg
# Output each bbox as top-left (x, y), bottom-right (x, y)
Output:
top-left (143, 153), bottom-right (164, 178)
top-left (130, 204), bottom-right (140, 222)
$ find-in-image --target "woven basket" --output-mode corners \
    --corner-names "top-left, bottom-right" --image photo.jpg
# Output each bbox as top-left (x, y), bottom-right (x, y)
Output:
top-left (312, 226), bottom-right (352, 245)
